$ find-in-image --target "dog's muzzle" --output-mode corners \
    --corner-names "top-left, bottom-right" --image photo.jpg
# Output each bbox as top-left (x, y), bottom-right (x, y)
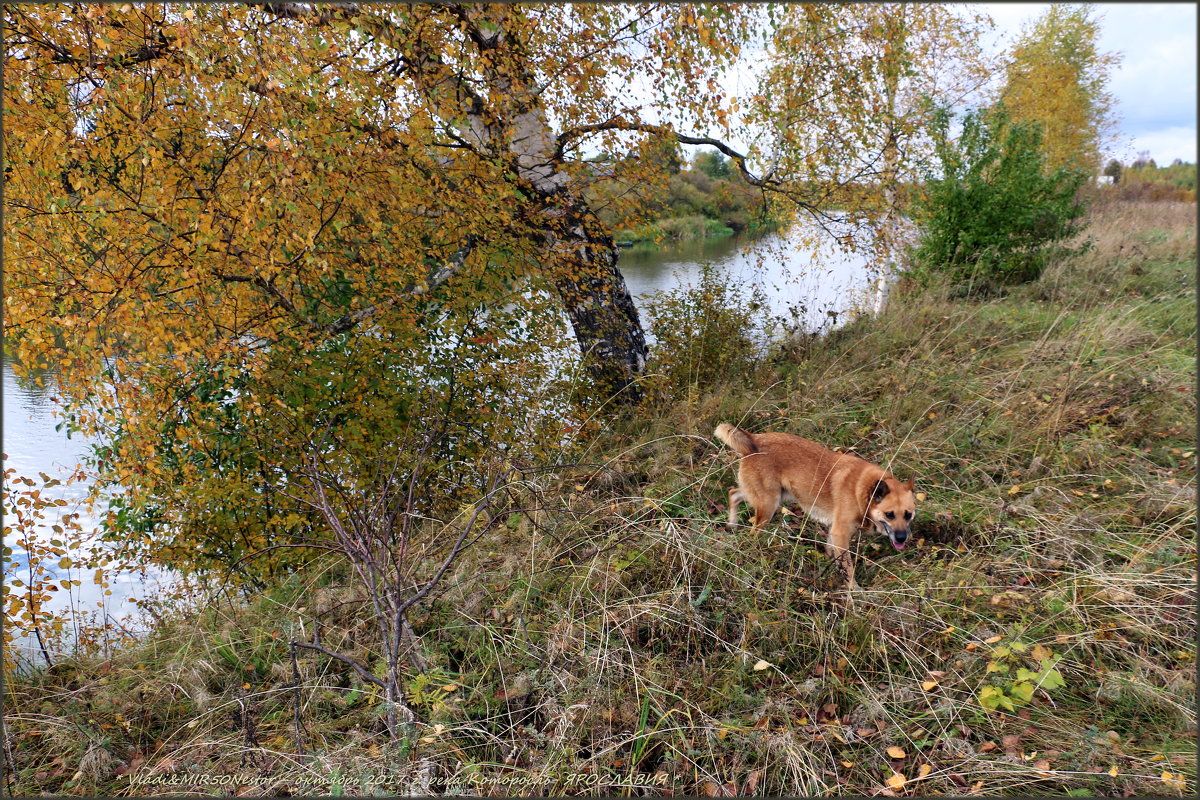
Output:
top-left (881, 520), bottom-right (908, 550)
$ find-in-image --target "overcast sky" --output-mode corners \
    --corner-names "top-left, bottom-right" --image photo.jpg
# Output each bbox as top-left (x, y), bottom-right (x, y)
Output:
top-left (983, 2), bottom-right (1197, 165)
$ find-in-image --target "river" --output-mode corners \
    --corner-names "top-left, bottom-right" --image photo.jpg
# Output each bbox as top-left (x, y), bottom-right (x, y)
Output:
top-left (2, 223), bottom-right (883, 660)
top-left (619, 225), bottom-right (882, 336)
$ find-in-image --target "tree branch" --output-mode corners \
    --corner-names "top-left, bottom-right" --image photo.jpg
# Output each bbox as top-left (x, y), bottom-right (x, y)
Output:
top-left (325, 233), bottom-right (479, 335)
top-left (555, 118), bottom-right (779, 189)
top-left (290, 639), bottom-right (386, 688)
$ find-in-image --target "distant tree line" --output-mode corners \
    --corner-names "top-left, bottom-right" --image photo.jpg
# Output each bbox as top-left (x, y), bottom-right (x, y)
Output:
top-left (1103, 154), bottom-right (1196, 201)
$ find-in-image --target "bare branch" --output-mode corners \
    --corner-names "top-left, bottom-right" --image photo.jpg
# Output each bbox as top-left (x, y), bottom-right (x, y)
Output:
top-left (290, 639), bottom-right (385, 688)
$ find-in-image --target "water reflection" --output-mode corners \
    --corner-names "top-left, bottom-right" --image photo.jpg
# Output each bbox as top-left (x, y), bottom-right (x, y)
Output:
top-left (618, 222), bottom-right (881, 336)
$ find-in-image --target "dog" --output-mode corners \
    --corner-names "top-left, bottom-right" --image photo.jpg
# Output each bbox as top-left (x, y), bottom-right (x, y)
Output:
top-left (714, 423), bottom-right (917, 592)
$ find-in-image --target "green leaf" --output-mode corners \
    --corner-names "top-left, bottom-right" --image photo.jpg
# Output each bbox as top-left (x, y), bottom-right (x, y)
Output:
top-left (1009, 681), bottom-right (1035, 704)
top-left (1039, 668), bottom-right (1066, 691)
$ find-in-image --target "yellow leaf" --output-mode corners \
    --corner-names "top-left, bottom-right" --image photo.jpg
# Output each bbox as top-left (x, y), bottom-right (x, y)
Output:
top-left (1008, 485), bottom-right (1021, 495)
top-left (1031, 644), bottom-right (1052, 661)
top-left (1108, 765), bottom-right (1118, 777)
top-left (752, 659), bottom-right (771, 671)
top-left (886, 771), bottom-right (906, 790)
top-left (1150, 754), bottom-right (1165, 762)
top-left (442, 684), bottom-right (458, 692)
top-left (918, 764), bottom-right (932, 779)
top-left (841, 760), bottom-right (855, 768)
top-left (984, 635), bottom-right (1003, 644)
top-left (886, 746), bottom-right (907, 759)
top-left (915, 491), bottom-right (927, 501)
top-left (1161, 771), bottom-right (1186, 790)
top-left (921, 680), bottom-right (938, 691)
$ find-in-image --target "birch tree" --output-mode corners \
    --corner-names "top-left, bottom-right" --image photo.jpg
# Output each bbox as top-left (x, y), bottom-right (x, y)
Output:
top-left (998, 3), bottom-right (1119, 176)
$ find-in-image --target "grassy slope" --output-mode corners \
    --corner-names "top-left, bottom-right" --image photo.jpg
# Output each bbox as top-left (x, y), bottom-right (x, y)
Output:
top-left (4, 200), bottom-right (1195, 797)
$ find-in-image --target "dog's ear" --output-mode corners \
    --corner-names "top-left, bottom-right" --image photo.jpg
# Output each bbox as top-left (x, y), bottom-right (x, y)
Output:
top-left (870, 479), bottom-right (890, 503)
top-left (906, 477), bottom-right (915, 491)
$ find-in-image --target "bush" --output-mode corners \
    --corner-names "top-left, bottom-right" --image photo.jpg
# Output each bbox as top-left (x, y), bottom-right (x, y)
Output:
top-left (643, 263), bottom-right (767, 391)
top-left (910, 105), bottom-right (1090, 290)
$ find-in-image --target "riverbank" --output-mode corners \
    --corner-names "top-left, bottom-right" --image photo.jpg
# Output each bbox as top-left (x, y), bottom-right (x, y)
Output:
top-left (4, 200), bottom-right (1194, 797)
top-left (616, 215), bottom-right (781, 251)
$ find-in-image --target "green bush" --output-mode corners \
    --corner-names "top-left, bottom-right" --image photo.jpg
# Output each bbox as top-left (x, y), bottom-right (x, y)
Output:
top-left (643, 263), bottom-right (767, 391)
top-left (910, 105), bottom-right (1090, 290)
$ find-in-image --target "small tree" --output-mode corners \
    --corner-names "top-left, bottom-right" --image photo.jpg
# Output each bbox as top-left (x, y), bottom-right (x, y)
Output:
top-left (1103, 158), bottom-right (1123, 184)
top-left (693, 150), bottom-right (734, 180)
top-left (910, 106), bottom-right (1089, 289)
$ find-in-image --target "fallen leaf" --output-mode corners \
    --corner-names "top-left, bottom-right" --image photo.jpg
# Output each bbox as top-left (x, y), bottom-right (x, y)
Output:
top-left (1030, 644), bottom-right (1052, 661)
top-left (921, 680), bottom-right (938, 691)
top-left (886, 746), bottom-right (907, 759)
top-left (752, 659), bottom-right (771, 671)
top-left (886, 771), bottom-right (906, 790)
top-left (746, 770), bottom-right (763, 793)
top-left (1002, 734), bottom-right (1021, 755)
top-left (979, 740), bottom-right (998, 753)
top-left (1162, 771), bottom-right (1186, 791)
top-left (841, 760), bottom-right (855, 768)
top-left (984, 635), bottom-right (1003, 644)
top-left (1108, 765), bottom-right (1118, 777)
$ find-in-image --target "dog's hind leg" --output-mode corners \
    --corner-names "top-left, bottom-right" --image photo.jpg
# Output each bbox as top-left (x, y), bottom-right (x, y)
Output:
top-left (727, 487), bottom-right (746, 525)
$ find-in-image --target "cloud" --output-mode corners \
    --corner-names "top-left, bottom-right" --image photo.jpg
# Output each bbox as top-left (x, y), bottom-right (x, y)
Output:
top-left (1115, 126), bottom-right (1198, 165)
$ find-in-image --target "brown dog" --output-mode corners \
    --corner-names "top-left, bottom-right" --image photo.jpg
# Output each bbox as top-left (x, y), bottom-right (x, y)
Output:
top-left (714, 423), bottom-right (917, 591)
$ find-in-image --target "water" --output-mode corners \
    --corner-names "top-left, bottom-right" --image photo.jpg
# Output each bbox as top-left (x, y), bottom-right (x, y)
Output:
top-left (618, 222), bottom-right (884, 336)
top-left (2, 363), bottom-right (167, 663)
top-left (2, 223), bottom-right (882, 658)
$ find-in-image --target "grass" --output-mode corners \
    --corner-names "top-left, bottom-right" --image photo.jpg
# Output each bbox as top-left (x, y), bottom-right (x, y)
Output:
top-left (3, 199), bottom-right (1195, 797)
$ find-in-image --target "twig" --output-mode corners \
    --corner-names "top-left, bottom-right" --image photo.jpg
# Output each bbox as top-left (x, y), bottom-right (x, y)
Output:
top-left (290, 639), bottom-right (385, 689)
top-left (289, 642), bottom-right (309, 756)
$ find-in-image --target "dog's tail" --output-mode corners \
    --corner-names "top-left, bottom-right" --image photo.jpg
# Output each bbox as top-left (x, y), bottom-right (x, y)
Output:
top-left (714, 423), bottom-right (758, 455)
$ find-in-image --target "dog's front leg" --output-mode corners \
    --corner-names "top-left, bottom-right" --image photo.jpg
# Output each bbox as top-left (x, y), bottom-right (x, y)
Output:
top-left (825, 522), bottom-right (858, 593)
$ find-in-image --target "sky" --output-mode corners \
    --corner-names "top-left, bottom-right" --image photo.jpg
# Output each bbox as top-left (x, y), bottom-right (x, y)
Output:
top-left (983, 2), bottom-right (1198, 165)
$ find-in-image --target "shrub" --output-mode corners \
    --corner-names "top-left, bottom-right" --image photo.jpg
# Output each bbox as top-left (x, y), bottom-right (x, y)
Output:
top-left (909, 105), bottom-right (1090, 290)
top-left (643, 263), bottom-right (767, 391)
